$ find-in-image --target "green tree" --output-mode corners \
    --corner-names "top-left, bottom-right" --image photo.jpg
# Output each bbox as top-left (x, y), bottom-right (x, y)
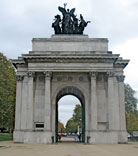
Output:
top-left (65, 119), bottom-right (78, 133)
top-left (125, 83), bottom-right (138, 134)
top-left (66, 104), bottom-right (82, 133)
top-left (125, 84), bottom-right (138, 113)
top-left (72, 104), bottom-right (82, 126)
top-left (0, 53), bottom-right (16, 133)
top-left (126, 111), bottom-right (138, 135)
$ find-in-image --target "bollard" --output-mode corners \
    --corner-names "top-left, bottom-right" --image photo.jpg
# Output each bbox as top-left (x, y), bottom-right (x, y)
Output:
top-left (51, 136), bottom-right (54, 143)
top-left (87, 136), bottom-right (91, 144)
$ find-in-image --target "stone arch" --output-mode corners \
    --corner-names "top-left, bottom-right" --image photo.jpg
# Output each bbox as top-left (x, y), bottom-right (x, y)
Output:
top-left (56, 86), bottom-right (85, 104)
top-left (52, 82), bottom-right (89, 102)
top-left (55, 86), bottom-right (86, 143)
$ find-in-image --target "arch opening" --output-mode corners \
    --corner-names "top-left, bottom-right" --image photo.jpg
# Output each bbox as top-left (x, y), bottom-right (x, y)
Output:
top-left (55, 86), bottom-right (85, 143)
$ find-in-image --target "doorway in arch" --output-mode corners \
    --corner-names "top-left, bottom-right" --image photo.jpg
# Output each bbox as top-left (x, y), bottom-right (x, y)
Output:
top-left (55, 86), bottom-right (85, 143)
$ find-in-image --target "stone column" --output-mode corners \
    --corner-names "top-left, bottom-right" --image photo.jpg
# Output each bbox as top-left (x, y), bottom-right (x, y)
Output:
top-left (21, 76), bottom-right (28, 130)
top-left (44, 71), bottom-right (52, 131)
top-left (117, 75), bottom-right (126, 131)
top-left (15, 75), bottom-right (24, 130)
top-left (89, 72), bottom-right (97, 130)
top-left (113, 76), bottom-right (120, 130)
top-left (107, 72), bottom-right (116, 130)
top-left (26, 71), bottom-right (35, 130)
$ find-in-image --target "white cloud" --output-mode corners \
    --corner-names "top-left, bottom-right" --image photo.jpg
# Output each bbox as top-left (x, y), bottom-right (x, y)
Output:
top-left (112, 38), bottom-right (138, 94)
top-left (119, 0), bottom-right (138, 6)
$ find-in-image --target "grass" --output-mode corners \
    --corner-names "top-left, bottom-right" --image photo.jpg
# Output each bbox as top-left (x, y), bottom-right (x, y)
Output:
top-left (0, 146), bottom-right (5, 148)
top-left (0, 133), bottom-right (13, 141)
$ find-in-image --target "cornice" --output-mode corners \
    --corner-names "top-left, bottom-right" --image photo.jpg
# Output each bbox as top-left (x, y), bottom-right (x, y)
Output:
top-left (114, 59), bottom-right (129, 68)
top-left (22, 52), bottom-right (119, 59)
top-left (21, 53), bottom-right (119, 64)
top-left (11, 59), bottom-right (27, 69)
top-left (11, 52), bottom-right (129, 69)
top-left (32, 37), bottom-right (108, 43)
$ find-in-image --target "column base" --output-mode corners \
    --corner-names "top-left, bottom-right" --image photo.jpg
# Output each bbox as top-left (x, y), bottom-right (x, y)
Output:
top-left (13, 130), bottom-right (52, 143)
top-left (118, 131), bottom-right (128, 143)
top-left (88, 131), bottom-right (128, 144)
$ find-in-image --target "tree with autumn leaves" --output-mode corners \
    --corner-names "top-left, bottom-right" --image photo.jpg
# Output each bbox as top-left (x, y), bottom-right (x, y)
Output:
top-left (58, 121), bottom-right (65, 133)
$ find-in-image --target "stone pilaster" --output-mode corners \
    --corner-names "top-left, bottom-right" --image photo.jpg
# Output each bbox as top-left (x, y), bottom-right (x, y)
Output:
top-left (117, 75), bottom-right (126, 131)
top-left (113, 75), bottom-right (120, 130)
top-left (107, 72), bottom-right (116, 130)
top-left (15, 75), bottom-right (24, 130)
top-left (26, 71), bottom-right (35, 130)
top-left (89, 72), bottom-right (97, 130)
top-left (44, 71), bottom-right (52, 131)
top-left (20, 76), bottom-right (28, 130)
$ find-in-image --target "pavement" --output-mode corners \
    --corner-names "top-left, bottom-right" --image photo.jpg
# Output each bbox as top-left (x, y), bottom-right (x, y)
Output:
top-left (0, 141), bottom-right (138, 156)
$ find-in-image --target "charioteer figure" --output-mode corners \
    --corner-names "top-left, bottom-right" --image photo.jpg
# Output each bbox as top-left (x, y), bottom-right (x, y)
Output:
top-left (52, 4), bottom-right (90, 34)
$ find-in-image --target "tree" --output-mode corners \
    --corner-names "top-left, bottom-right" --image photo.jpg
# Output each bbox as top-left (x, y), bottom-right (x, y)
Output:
top-left (125, 83), bottom-right (138, 134)
top-left (66, 104), bottom-right (82, 133)
top-left (0, 53), bottom-right (16, 132)
top-left (65, 119), bottom-right (78, 133)
top-left (58, 121), bottom-right (65, 133)
top-left (126, 111), bottom-right (138, 135)
top-left (72, 104), bottom-right (82, 126)
top-left (125, 84), bottom-right (138, 113)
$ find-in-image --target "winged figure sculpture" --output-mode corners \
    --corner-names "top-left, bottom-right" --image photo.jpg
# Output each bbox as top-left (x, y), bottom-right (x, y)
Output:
top-left (52, 4), bottom-right (90, 34)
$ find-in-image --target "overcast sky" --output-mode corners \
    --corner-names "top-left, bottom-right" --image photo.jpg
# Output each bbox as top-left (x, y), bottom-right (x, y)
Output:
top-left (0, 0), bottom-right (138, 125)
top-left (58, 95), bottom-right (81, 126)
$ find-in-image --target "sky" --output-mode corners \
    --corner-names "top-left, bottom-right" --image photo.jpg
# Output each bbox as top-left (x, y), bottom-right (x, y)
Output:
top-left (0, 0), bottom-right (138, 125)
top-left (58, 95), bottom-right (81, 126)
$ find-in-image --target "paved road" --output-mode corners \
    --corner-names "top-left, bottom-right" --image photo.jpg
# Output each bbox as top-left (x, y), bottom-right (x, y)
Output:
top-left (0, 141), bottom-right (138, 156)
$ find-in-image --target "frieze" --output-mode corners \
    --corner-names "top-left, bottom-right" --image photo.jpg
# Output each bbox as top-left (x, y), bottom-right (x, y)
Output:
top-left (57, 77), bottom-right (62, 81)
top-left (68, 76), bottom-right (73, 81)
top-left (79, 76), bottom-right (84, 81)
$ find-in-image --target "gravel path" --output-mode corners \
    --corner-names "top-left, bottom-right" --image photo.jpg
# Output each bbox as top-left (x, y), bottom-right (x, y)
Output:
top-left (0, 141), bottom-right (138, 156)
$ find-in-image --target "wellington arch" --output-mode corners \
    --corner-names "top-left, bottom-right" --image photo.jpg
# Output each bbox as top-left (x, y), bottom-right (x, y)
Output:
top-left (11, 5), bottom-right (129, 144)
top-left (12, 34), bottom-right (129, 144)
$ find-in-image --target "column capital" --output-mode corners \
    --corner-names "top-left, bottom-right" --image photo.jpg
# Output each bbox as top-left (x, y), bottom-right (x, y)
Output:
top-left (107, 71), bottom-right (115, 78)
top-left (89, 72), bottom-right (97, 79)
top-left (116, 75), bottom-right (125, 82)
top-left (44, 71), bottom-right (52, 78)
top-left (27, 71), bottom-right (35, 78)
top-left (16, 75), bottom-right (24, 81)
